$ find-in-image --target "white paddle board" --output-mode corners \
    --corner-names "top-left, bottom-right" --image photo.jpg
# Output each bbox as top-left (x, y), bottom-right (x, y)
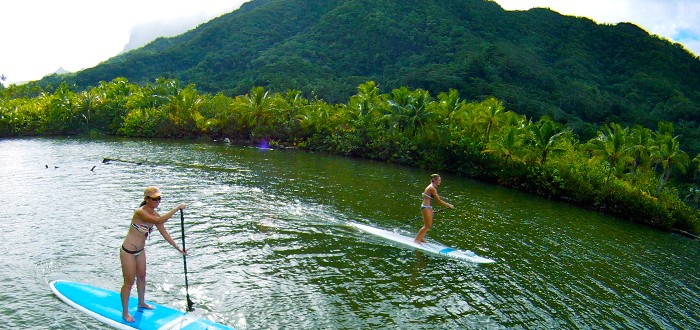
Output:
top-left (50, 280), bottom-right (233, 329)
top-left (348, 222), bottom-right (495, 263)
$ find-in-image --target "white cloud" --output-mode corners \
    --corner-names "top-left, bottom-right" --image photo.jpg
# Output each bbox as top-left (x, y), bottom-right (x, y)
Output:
top-left (0, 0), bottom-right (246, 84)
top-left (492, 0), bottom-right (700, 55)
top-left (122, 14), bottom-right (212, 53)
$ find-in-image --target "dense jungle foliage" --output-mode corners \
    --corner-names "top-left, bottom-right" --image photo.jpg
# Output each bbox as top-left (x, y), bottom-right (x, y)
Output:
top-left (28, 0), bottom-right (700, 157)
top-left (1, 78), bottom-right (699, 235)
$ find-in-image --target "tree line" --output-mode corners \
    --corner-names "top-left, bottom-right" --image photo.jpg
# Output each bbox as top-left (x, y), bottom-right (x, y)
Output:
top-left (31, 0), bottom-right (700, 159)
top-left (1, 78), bottom-right (699, 234)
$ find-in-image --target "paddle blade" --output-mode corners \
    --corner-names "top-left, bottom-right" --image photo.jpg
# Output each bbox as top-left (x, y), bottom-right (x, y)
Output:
top-left (187, 296), bottom-right (195, 312)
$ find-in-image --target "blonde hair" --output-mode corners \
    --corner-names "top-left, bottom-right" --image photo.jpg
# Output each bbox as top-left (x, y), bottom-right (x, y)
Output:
top-left (143, 186), bottom-right (161, 198)
top-left (141, 186), bottom-right (161, 206)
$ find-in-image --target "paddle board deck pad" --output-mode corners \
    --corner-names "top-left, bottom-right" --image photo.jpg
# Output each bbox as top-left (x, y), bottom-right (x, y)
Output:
top-left (50, 280), bottom-right (233, 329)
top-left (348, 222), bottom-right (495, 264)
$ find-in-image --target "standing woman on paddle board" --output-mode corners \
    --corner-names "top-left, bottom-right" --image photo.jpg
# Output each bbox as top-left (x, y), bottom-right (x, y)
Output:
top-left (119, 186), bottom-right (187, 323)
top-left (415, 174), bottom-right (454, 243)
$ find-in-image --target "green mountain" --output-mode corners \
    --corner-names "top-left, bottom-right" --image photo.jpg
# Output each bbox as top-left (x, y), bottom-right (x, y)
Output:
top-left (42, 0), bottom-right (700, 153)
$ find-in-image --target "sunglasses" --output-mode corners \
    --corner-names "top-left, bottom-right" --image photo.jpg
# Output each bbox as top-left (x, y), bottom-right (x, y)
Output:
top-left (148, 196), bottom-right (162, 201)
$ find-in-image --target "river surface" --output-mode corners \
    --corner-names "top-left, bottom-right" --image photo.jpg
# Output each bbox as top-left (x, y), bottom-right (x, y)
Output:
top-left (0, 137), bottom-right (698, 329)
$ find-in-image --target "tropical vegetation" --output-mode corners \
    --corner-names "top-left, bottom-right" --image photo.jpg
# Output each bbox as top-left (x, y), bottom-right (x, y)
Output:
top-left (1, 78), bottom-right (698, 235)
top-left (30, 0), bottom-right (700, 157)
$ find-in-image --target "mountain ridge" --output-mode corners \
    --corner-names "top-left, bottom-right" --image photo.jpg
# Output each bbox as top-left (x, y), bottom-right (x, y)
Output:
top-left (39, 0), bottom-right (700, 152)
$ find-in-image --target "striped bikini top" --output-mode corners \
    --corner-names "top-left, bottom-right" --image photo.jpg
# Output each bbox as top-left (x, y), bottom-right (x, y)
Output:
top-left (132, 223), bottom-right (154, 238)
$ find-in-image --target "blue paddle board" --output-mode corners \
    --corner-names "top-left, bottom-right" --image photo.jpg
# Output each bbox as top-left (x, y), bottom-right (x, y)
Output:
top-left (50, 280), bottom-right (233, 329)
top-left (348, 222), bottom-right (495, 263)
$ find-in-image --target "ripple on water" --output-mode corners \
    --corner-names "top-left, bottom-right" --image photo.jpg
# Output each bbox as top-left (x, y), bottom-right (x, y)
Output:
top-left (2, 138), bottom-right (699, 329)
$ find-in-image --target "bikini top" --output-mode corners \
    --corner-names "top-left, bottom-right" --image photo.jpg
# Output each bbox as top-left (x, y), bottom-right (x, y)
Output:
top-left (132, 223), bottom-right (154, 238)
top-left (422, 192), bottom-right (435, 206)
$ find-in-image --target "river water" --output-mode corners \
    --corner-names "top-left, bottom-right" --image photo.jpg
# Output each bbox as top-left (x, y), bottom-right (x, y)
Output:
top-left (0, 137), bottom-right (698, 329)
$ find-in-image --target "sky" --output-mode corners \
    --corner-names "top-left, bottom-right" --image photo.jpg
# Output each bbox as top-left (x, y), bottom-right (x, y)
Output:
top-left (0, 0), bottom-right (249, 85)
top-left (494, 0), bottom-right (700, 54)
top-left (1, 0), bottom-right (699, 86)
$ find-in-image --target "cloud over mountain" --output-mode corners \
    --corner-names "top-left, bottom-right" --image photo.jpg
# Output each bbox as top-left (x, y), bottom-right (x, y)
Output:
top-left (122, 14), bottom-right (212, 52)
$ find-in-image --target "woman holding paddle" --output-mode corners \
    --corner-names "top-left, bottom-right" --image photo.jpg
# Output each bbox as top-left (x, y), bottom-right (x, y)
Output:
top-left (119, 186), bottom-right (186, 323)
top-left (415, 174), bottom-right (454, 243)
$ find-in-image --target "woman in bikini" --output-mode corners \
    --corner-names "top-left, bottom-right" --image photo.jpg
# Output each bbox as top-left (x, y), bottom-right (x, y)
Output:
top-left (415, 174), bottom-right (454, 243)
top-left (120, 186), bottom-right (187, 323)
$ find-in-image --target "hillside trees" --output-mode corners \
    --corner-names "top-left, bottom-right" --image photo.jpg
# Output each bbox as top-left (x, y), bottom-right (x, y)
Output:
top-left (0, 77), bottom-right (697, 234)
top-left (26, 0), bottom-right (700, 159)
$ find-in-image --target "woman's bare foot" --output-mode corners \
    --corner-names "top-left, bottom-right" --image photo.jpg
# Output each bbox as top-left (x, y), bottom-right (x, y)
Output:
top-left (138, 303), bottom-right (155, 310)
top-left (123, 313), bottom-right (134, 322)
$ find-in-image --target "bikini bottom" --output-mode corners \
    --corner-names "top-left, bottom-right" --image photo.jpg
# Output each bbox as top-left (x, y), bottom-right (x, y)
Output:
top-left (121, 245), bottom-right (144, 256)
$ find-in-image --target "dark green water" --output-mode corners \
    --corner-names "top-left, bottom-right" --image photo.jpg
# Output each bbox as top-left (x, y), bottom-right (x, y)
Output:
top-left (0, 138), bottom-right (698, 329)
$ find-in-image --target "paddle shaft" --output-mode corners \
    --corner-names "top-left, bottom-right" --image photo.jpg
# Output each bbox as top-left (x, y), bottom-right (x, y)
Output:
top-left (180, 209), bottom-right (194, 312)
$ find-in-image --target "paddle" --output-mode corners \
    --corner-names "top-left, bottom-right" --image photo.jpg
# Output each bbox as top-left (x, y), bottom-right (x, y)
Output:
top-left (180, 209), bottom-right (195, 312)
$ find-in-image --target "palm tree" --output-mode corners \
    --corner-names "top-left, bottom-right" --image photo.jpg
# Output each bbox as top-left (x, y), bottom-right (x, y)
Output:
top-left (75, 88), bottom-right (102, 129)
top-left (382, 86), bottom-right (411, 132)
top-left (163, 84), bottom-right (203, 137)
top-left (383, 87), bottom-right (434, 138)
top-left (235, 86), bottom-right (282, 139)
top-left (651, 132), bottom-right (689, 196)
top-left (404, 89), bottom-right (434, 138)
top-left (474, 98), bottom-right (505, 144)
top-left (345, 82), bottom-right (385, 144)
top-left (436, 89), bottom-right (461, 111)
top-left (586, 122), bottom-right (634, 187)
top-left (273, 89), bottom-right (307, 140)
top-left (348, 81), bottom-right (383, 122)
top-left (483, 125), bottom-right (523, 164)
top-left (628, 125), bottom-right (655, 183)
top-left (129, 78), bottom-right (175, 109)
top-left (446, 98), bottom-right (495, 142)
top-left (429, 89), bottom-right (466, 146)
top-left (247, 86), bottom-right (272, 130)
top-left (688, 153), bottom-right (700, 208)
top-left (526, 117), bottom-right (570, 165)
top-left (44, 82), bottom-right (76, 134)
top-left (100, 78), bottom-right (137, 134)
top-left (297, 102), bottom-right (342, 139)
top-left (199, 92), bottom-right (235, 137)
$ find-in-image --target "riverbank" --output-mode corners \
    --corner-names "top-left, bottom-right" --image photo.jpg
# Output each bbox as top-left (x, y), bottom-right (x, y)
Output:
top-left (2, 79), bottom-right (698, 235)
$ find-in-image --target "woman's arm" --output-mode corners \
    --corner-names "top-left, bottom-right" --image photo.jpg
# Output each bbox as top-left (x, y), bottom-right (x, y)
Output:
top-left (136, 204), bottom-right (186, 224)
top-left (431, 188), bottom-right (454, 209)
top-left (156, 223), bottom-right (186, 255)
